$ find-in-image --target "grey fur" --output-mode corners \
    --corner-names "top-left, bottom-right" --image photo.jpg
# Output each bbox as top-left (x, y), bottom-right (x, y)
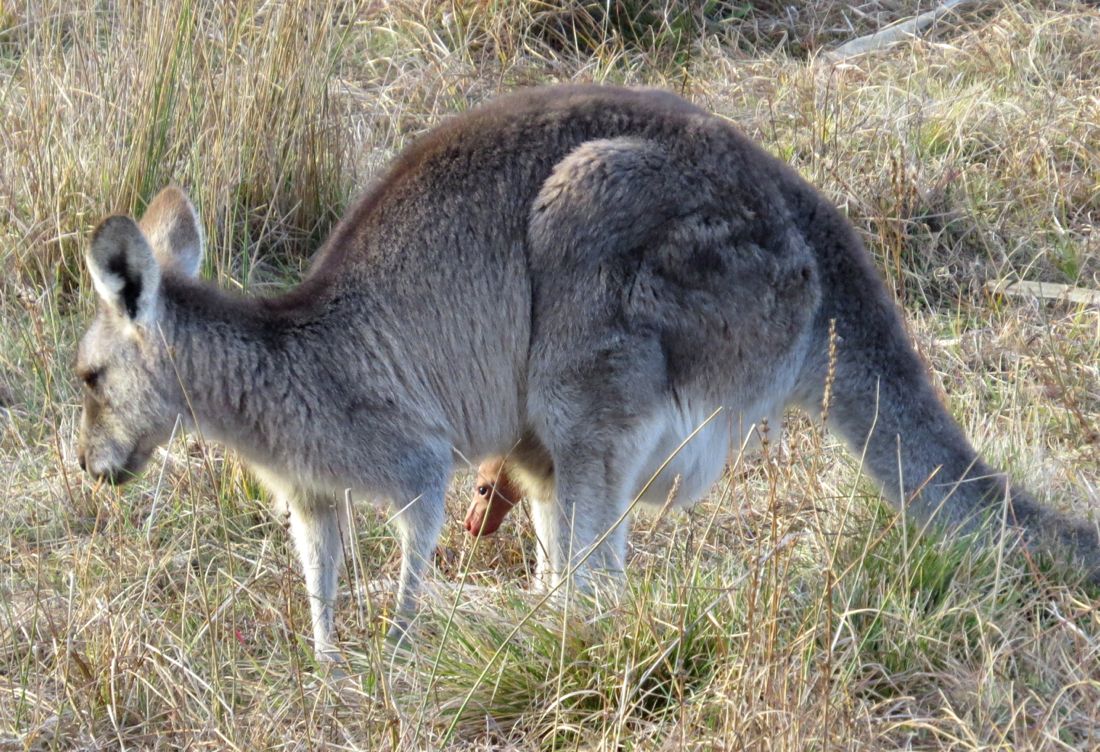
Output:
top-left (75, 86), bottom-right (1099, 657)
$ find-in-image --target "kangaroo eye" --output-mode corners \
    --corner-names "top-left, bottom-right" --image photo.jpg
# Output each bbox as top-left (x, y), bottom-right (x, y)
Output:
top-left (477, 485), bottom-right (490, 497)
top-left (81, 369), bottom-right (102, 390)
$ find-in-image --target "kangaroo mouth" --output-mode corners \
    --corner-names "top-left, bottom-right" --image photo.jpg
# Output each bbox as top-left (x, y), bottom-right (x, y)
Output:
top-left (88, 446), bottom-right (154, 486)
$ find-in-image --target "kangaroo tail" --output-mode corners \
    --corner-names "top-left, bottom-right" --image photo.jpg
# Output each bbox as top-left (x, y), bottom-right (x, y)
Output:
top-left (787, 183), bottom-right (1100, 583)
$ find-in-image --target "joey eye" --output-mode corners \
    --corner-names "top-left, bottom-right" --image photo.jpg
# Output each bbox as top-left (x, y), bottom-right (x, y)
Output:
top-left (477, 485), bottom-right (490, 497)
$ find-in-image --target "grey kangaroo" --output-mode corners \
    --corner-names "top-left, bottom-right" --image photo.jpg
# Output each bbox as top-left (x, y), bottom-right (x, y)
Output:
top-left (75, 85), bottom-right (1100, 659)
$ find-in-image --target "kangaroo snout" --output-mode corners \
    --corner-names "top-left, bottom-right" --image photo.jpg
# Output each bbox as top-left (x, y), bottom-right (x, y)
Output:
top-left (77, 442), bottom-right (150, 486)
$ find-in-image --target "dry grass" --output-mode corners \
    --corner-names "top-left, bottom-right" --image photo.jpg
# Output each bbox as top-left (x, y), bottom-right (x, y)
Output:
top-left (2, 1), bottom-right (1099, 749)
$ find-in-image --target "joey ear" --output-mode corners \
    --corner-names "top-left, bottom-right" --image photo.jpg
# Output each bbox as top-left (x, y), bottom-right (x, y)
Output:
top-left (137, 186), bottom-right (204, 278)
top-left (87, 216), bottom-right (161, 326)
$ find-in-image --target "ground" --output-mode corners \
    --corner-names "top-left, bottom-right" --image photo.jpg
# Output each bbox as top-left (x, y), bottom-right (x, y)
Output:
top-left (1, 2), bottom-right (1099, 749)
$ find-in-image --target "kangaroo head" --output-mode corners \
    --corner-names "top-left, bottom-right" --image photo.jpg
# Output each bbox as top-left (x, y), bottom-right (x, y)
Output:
top-left (76, 187), bottom-right (204, 483)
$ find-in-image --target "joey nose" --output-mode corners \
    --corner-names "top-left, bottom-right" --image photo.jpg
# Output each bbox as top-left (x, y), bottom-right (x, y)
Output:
top-left (465, 510), bottom-right (485, 536)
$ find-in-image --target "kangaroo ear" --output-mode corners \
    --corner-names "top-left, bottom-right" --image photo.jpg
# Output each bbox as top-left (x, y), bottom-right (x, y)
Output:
top-left (87, 216), bottom-right (161, 326)
top-left (137, 186), bottom-right (204, 278)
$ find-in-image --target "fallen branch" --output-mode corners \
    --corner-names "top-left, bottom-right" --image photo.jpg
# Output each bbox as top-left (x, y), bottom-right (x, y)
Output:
top-left (825, 0), bottom-right (976, 61)
top-left (985, 280), bottom-right (1100, 307)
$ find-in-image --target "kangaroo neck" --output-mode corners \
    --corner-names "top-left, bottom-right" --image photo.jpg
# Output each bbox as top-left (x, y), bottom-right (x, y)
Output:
top-left (159, 275), bottom-right (333, 464)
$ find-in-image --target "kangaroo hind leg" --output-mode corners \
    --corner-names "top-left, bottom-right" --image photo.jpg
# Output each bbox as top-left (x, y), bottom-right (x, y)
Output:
top-left (531, 433), bottom-right (649, 596)
top-left (528, 345), bottom-right (666, 596)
